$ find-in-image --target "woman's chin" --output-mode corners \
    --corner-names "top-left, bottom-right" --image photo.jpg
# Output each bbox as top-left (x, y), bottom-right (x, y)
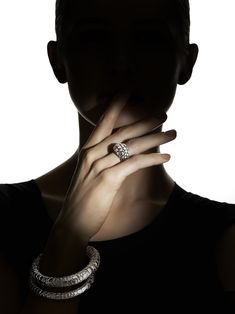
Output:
top-left (86, 96), bottom-right (153, 130)
top-left (112, 105), bottom-right (151, 131)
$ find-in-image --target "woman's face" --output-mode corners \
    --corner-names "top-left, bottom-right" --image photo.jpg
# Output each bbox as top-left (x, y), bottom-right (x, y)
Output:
top-left (57, 0), bottom-right (188, 129)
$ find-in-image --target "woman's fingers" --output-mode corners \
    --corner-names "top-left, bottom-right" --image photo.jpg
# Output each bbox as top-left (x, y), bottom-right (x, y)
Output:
top-left (83, 90), bottom-right (133, 148)
top-left (78, 114), bottom-right (168, 184)
top-left (111, 114), bottom-right (168, 141)
top-left (85, 114), bottom-right (167, 164)
top-left (125, 129), bottom-right (177, 155)
top-left (83, 129), bottom-right (176, 183)
top-left (99, 152), bottom-right (172, 187)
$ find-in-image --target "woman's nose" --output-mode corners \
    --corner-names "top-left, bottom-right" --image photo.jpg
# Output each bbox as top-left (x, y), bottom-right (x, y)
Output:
top-left (111, 43), bottom-right (133, 77)
top-left (110, 57), bottom-right (134, 85)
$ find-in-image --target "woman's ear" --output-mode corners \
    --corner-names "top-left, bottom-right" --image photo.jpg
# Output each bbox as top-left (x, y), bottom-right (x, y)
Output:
top-left (47, 41), bottom-right (67, 84)
top-left (178, 43), bottom-right (199, 85)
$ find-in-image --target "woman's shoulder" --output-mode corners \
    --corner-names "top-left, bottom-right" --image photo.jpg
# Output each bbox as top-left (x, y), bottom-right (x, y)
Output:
top-left (0, 179), bottom-right (41, 217)
top-left (0, 178), bottom-right (54, 215)
top-left (172, 183), bottom-right (235, 237)
top-left (174, 183), bottom-right (235, 213)
top-left (0, 178), bottom-right (35, 196)
top-left (0, 178), bottom-right (52, 221)
top-left (0, 178), bottom-right (54, 229)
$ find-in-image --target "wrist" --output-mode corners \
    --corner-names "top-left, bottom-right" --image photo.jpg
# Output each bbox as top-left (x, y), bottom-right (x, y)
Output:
top-left (39, 224), bottom-right (89, 277)
top-left (52, 219), bottom-right (90, 246)
top-left (53, 219), bottom-right (90, 248)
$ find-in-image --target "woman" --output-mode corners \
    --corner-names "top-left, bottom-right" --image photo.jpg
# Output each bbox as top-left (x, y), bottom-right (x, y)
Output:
top-left (0, 0), bottom-right (235, 313)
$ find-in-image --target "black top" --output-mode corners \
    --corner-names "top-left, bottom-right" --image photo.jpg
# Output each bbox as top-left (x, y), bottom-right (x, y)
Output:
top-left (0, 179), bottom-right (235, 313)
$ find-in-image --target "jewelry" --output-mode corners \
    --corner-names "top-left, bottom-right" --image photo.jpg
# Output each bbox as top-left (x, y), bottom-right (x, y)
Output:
top-left (112, 143), bottom-right (130, 161)
top-left (30, 245), bottom-right (100, 288)
top-left (29, 273), bottom-right (95, 300)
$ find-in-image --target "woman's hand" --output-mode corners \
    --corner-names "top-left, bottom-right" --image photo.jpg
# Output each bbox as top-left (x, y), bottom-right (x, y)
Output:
top-left (55, 91), bottom-right (177, 242)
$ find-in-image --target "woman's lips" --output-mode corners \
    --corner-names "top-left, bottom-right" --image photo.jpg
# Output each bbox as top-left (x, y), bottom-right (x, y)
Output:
top-left (99, 94), bottom-right (145, 107)
top-left (97, 95), bottom-right (146, 122)
top-left (85, 94), bottom-right (146, 128)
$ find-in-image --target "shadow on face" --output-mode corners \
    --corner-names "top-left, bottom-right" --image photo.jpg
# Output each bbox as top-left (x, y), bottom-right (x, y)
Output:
top-left (48, 0), bottom-right (199, 129)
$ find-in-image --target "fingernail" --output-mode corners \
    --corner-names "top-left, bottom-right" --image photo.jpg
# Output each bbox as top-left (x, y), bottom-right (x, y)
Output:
top-left (165, 129), bottom-right (177, 137)
top-left (162, 154), bottom-right (171, 160)
top-left (159, 114), bottom-right (167, 122)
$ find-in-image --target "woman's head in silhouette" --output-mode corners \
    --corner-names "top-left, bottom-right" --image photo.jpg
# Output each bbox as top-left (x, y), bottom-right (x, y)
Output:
top-left (48, 0), bottom-right (198, 129)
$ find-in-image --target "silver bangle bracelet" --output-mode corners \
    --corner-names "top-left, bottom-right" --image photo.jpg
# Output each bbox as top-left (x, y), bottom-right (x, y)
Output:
top-left (30, 245), bottom-right (100, 288)
top-left (29, 272), bottom-right (95, 300)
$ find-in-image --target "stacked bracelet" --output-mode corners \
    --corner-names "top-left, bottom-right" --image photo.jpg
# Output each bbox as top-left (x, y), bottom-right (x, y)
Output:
top-left (29, 245), bottom-right (100, 300)
top-left (29, 273), bottom-right (95, 300)
top-left (30, 245), bottom-right (100, 288)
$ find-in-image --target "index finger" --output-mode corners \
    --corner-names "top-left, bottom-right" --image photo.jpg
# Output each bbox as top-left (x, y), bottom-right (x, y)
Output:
top-left (84, 89), bottom-right (133, 147)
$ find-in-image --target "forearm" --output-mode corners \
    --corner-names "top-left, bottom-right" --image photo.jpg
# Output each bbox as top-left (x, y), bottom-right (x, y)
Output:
top-left (20, 223), bottom-right (89, 314)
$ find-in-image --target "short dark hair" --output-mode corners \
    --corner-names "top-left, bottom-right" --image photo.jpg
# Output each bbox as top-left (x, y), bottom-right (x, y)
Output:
top-left (176, 0), bottom-right (190, 45)
top-left (55, 0), bottom-right (190, 50)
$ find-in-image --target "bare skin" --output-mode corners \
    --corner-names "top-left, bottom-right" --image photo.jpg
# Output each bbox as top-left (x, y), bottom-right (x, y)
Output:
top-left (35, 0), bottom-right (198, 241)
top-left (35, 145), bottom-right (176, 241)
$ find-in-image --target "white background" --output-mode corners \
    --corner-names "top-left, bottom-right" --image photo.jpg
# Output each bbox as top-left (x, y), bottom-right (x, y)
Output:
top-left (0, 1), bottom-right (234, 203)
